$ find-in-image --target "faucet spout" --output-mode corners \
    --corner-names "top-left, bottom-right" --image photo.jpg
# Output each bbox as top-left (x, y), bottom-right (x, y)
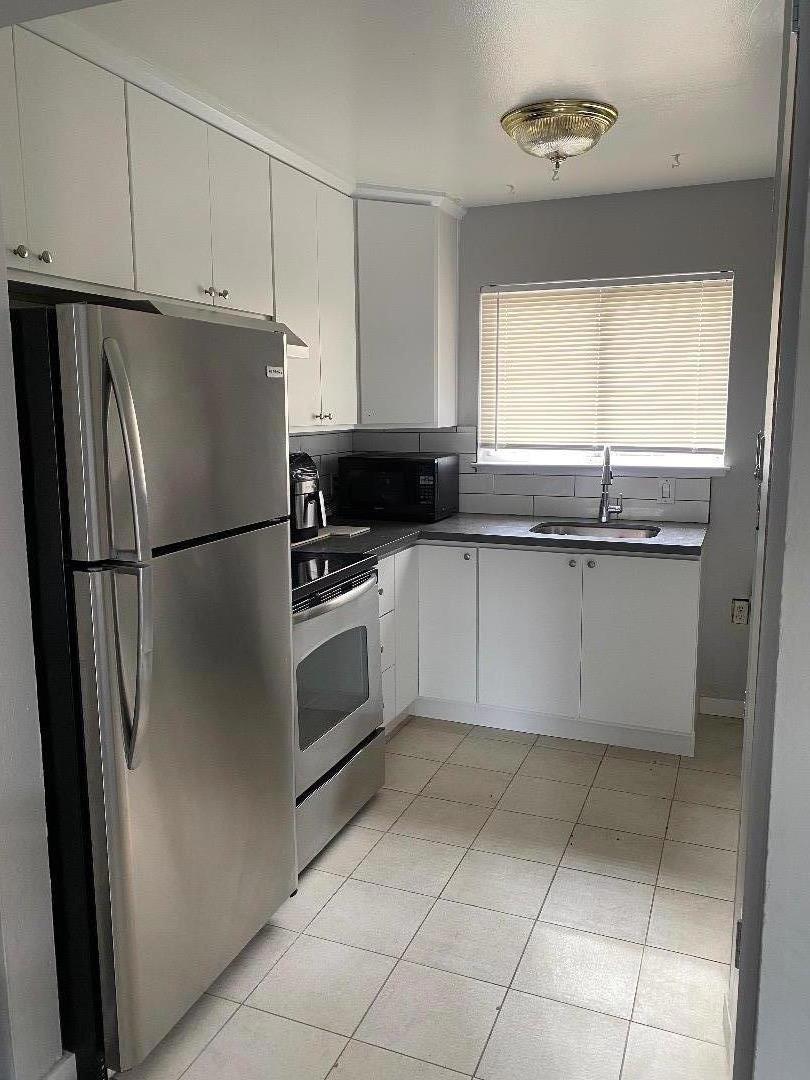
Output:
top-left (598, 445), bottom-right (623, 523)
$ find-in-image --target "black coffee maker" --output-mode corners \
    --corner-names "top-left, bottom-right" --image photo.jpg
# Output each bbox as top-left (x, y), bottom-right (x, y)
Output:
top-left (289, 452), bottom-right (327, 542)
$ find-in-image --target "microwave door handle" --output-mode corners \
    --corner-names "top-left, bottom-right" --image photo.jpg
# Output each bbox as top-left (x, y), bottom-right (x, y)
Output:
top-left (103, 337), bottom-right (150, 563)
top-left (317, 490), bottom-right (327, 528)
top-left (111, 564), bottom-right (154, 769)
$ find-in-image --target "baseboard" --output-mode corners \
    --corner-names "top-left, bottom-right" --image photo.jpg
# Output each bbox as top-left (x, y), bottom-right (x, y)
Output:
top-left (384, 704), bottom-right (415, 738)
top-left (412, 697), bottom-right (695, 756)
top-left (44, 1054), bottom-right (77, 1080)
top-left (700, 696), bottom-right (745, 719)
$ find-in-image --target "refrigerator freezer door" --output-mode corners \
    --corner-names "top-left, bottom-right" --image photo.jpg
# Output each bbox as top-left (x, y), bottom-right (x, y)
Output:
top-left (58, 303), bottom-right (289, 561)
top-left (75, 522), bottom-right (296, 1070)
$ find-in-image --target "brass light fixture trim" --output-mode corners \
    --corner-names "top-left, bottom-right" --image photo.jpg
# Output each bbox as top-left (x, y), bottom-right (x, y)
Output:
top-left (501, 99), bottom-right (619, 180)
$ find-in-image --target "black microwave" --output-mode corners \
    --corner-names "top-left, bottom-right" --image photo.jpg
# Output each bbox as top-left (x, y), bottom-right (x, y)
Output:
top-left (337, 453), bottom-right (459, 522)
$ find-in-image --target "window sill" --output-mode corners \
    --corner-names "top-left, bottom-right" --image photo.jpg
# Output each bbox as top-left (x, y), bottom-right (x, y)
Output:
top-left (474, 450), bottom-right (729, 477)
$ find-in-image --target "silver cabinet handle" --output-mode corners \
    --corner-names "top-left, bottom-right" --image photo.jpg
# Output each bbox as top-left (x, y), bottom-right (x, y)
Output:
top-left (463, 552), bottom-right (471, 561)
top-left (111, 564), bottom-right (154, 770)
top-left (569, 559), bottom-right (577, 567)
top-left (12, 244), bottom-right (29, 258)
top-left (587, 559), bottom-right (597, 568)
top-left (378, 587), bottom-right (384, 596)
top-left (380, 644), bottom-right (384, 654)
top-left (38, 249), bottom-right (54, 264)
top-left (323, 412), bottom-right (333, 421)
top-left (103, 337), bottom-right (151, 563)
top-left (293, 572), bottom-right (378, 624)
top-left (217, 288), bottom-right (230, 299)
top-left (203, 286), bottom-right (216, 297)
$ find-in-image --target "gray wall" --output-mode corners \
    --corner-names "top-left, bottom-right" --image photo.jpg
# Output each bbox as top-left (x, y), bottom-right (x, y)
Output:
top-left (458, 180), bottom-right (775, 702)
top-left (752, 185), bottom-right (810, 1080)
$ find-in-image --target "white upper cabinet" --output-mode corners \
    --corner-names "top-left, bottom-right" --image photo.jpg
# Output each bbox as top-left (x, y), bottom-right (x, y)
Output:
top-left (127, 86), bottom-right (213, 304)
top-left (208, 126), bottom-right (273, 315)
top-left (271, 160), bottom-right (321, 427)
top-left (419, 544), bottom-right (477, 703)
top-left (128, 88), bottom-right (274, 314)
top-left (478, 548), bottom-right (582, 717)
top-left (357, 199), bottom-right (458, 428)
top-left (581, 554), bottom-right (700, 734)
top-left (317, 183), bottom-right (358, 427)
top-left (271, 160), bottom-right (358, 429)
top-left (11, 28), bottom-right (133, 288)
top-left (0, 29), bottom-right (28, 273)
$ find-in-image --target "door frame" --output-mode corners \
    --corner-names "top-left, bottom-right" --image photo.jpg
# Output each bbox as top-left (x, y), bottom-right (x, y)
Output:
top-left (731, 1), bottom-right (810, 1074)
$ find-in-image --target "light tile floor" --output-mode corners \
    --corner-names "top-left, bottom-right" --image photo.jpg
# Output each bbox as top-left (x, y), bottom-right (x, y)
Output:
top-left (122, 714), bottom-right (741, 1080)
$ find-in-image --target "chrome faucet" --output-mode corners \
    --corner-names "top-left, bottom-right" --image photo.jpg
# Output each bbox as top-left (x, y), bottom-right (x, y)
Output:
top-left (598, 445), bottom-right (623, 523)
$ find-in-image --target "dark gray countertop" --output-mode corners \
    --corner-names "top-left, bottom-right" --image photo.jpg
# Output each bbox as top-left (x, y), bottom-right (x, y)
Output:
top-left (300, 514), bottom-right (707, 559)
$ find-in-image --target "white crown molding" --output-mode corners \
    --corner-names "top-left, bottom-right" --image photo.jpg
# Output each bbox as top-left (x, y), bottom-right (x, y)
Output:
top-left (21, 15), bottom-right (356, 196)
top-left (354, 183), bottom-right (467, 219)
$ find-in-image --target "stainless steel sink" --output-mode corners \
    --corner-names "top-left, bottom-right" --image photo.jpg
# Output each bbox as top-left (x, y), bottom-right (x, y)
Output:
top-left (530, 520), bottom-right (661, 540)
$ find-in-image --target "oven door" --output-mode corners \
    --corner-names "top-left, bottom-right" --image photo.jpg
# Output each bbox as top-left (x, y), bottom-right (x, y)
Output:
top-left (292, 573), bottom-right (382, 795)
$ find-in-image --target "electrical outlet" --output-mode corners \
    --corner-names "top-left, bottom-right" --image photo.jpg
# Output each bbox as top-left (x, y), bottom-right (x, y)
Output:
top-left (658, 477), bottom-right (675, 503)
top-left (731, 598), bottom-right (750, 626)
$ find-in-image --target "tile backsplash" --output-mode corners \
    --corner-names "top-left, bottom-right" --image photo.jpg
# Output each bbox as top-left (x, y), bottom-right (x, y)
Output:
top-left (289, 426), bottom-right (711, 524)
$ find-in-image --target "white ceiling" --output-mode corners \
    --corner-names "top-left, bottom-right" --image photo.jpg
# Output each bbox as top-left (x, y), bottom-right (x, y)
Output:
top-left (52, 0), bottom-right (783, 206)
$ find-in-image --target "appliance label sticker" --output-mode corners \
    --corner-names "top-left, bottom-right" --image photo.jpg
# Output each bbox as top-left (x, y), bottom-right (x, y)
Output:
top-left (265, 366), bottom-right (284, 379)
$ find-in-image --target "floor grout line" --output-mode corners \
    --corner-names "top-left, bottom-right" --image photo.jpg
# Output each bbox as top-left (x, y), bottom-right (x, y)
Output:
top-left (204, 718), bottom-right (737, 1080)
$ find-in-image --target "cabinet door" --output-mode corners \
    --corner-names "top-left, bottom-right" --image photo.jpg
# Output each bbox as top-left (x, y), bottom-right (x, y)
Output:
top-left (479, 548), bottom-right (581, 717)
top-left (395, 546), bottom-right (419, 714)
top-left (209, 127), bottom-right (273, 315)
top-left (419, 545), bottom-right (476, 703)
top-left (317, 184), bottom-right (357, 426)
top-left (270, 160), bottom-right (321, 428)
top-left (0, 29), bottom-right (28, 274)
top-left (127, 85), bottom-right (213, 303)
top-left (14, 28), bottom-right (133, 288)
top-left (581, 555), bottom-right (700, 733)
top-left (357, 200), bottom-right (436, 426)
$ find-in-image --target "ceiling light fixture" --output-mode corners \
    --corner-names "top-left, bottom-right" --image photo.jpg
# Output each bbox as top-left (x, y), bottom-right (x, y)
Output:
top-left (500, 99), bottom-right (619, 181)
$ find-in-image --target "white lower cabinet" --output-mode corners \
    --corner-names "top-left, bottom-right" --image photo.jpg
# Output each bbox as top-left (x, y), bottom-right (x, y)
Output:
top-left (394, 546), bottom-right (419, 714)
top-left (418, 544), bottom-right (477, 703)
top-left (580, 553), bottom-right (699, 733)
top-left (414, 542), bottom-right (700, 745)
top-left (382, 666), bottom-right (397, 726)
top-left (376, 549), bottom-right (420, 728)
top-left (478, 548), bottom-right (581, 717)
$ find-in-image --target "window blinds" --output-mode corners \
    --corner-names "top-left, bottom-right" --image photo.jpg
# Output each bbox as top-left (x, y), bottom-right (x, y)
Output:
top-left (479, 274), bottom-right (733, 453)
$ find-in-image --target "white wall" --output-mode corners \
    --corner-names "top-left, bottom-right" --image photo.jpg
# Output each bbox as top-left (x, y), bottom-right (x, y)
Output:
top-left (0, 206), bottom-right (64, 1078)
top-left (752, 186), bottom-right (810, 1079)
top-left (458, 180), bottom-right (775, 702)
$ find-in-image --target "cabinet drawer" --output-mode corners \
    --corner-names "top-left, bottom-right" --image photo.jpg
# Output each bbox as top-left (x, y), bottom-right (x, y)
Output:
top-left (380, 610), bottom-right (396, 672)
top-left (377, 556), bottom-right (396, 615)
top-left (382, 666), bottom-right (396, 726)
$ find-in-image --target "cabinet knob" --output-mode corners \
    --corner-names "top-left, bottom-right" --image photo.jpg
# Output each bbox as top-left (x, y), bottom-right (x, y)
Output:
top-left (378, 588), bottom-right (384, 596)
top-left (203, 286), bottom-right (216, 297)
top-left (380, 644), bottom-right (384, 654)
top-left (463, 552), bottom-right (471, 561)
top-left (217, 288), bottom-right (230, 299)
top-left (38, 249), bottom-right (54, 264)
top-left (587, 559), bottom-right (597, 568)
top-left (323, 413), bottom-right (333, 421)
top-left (11, 244), bottom-right (29, 259)
top-left (569, 559), bottom-right (577, 568)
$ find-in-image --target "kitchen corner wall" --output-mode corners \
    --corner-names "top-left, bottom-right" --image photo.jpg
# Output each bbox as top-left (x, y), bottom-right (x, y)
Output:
top-left (457, 179), bottom-right (775, 703)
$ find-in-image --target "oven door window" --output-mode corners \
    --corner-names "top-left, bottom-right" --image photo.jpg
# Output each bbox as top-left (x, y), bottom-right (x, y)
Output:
top-left (297, 626), bottom-right (370, 751)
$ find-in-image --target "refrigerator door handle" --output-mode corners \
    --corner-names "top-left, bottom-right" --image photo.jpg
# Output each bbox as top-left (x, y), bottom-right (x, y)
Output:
top-left (104, 336), bottom-right (151, 563)
top-left (113, 564), bottom-right (154, 769)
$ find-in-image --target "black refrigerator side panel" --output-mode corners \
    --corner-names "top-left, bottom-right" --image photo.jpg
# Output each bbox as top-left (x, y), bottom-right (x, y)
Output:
top-left (12, 307), bottom-right (107, 1080)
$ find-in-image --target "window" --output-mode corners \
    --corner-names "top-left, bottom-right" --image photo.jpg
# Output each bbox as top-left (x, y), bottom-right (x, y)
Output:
top-left (478, 273), bottom-right (733, 467)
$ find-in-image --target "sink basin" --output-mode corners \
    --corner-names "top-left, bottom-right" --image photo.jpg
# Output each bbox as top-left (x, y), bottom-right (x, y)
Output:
top-left (530, 520), bottom-right (661, 540)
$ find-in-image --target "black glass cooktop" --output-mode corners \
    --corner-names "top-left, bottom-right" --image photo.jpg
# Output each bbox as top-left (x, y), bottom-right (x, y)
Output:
top-left (290, 549), bottom-right (377, 604)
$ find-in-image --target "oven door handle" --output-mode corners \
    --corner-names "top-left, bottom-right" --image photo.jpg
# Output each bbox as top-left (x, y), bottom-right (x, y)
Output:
top-left (293, 572), bottom-right (378, 625)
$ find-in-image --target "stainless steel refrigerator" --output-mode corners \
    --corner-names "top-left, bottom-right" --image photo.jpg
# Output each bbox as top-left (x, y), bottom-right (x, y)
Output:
top-left (12, 299), bottom-right (297, 1075)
